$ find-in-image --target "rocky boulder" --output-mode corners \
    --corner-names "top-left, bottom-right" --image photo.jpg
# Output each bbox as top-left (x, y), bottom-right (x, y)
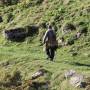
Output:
top-left (64, 70), bottom-right (76, 78)
top-left (2, 25), bottom-right (39, 42)
top-left (69, 74), bottom-right (84, 87)
top-left (64, 70), bottom-right (90, 88)
top-left (3, 28), bottom-right (26, 42)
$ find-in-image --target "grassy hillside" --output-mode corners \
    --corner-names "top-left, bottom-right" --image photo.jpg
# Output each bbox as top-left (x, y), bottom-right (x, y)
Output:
top-left (0, 0), bottom-right (90, 90)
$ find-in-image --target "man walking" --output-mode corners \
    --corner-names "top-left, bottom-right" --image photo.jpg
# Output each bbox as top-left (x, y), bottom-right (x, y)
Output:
top-left (43, 25), bottom-right (58, 61)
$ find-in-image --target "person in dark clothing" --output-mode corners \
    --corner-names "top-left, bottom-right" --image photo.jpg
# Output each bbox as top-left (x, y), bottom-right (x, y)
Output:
top-left (43, 25), bottom-right (58, 61)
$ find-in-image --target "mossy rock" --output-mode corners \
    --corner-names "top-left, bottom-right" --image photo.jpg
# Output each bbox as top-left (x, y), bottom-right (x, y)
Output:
top-left (0, 70), bottom-right (22, 88)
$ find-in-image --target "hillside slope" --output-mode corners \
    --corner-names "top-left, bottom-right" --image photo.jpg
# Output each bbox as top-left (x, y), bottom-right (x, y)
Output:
top-left (0, 0), bottom-right (90, 90)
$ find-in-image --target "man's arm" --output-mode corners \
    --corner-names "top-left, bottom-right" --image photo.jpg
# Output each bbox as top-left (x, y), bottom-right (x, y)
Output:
top-left (43, 30), bottom-right (48, 44)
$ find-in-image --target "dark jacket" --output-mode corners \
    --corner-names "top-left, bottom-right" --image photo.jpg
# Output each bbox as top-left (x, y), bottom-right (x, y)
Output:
top-left (43, 29), bottom-right (58, 48)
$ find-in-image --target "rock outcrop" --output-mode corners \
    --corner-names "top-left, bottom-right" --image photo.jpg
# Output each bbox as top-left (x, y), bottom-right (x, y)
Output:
top-left (2, 25), bottom-right (39, 42)
top-left (64, 70), bottom-right (90, 88)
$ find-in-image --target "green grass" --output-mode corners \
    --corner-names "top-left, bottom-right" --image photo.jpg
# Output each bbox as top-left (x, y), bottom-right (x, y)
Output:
top-left (0, 0), bottom-right (90, 90)
top-left (0, 39), bottom-right (90, 90)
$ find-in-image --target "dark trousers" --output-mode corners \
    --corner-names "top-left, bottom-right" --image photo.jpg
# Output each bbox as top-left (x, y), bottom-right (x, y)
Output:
top-left (46, 46), bottom-right (56, 61)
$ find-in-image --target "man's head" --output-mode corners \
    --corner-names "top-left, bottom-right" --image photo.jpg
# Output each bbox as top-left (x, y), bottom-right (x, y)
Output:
top-left (48, 25), bottom-right (52, 29)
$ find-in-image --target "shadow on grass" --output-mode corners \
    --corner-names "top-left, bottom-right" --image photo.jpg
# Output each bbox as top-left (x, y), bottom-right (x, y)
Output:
top-left (71, 62), bottom-right (90, 67)
top-left (55, 60), bottom-right (90, 67)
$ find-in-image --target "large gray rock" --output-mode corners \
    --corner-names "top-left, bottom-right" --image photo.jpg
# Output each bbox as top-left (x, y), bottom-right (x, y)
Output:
top-left (69, 74), bottom-right (84, 87)
top-left (64, 70), bottom-right (87, 88)
top-left (64, 70), bottom-right (76, 78)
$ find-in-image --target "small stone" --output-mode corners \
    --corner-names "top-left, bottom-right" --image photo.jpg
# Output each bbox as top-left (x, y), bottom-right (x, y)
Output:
top-left (64, 70), bottom-right (76, 78)
top-left (31, 69), bottom-right (47, 80)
